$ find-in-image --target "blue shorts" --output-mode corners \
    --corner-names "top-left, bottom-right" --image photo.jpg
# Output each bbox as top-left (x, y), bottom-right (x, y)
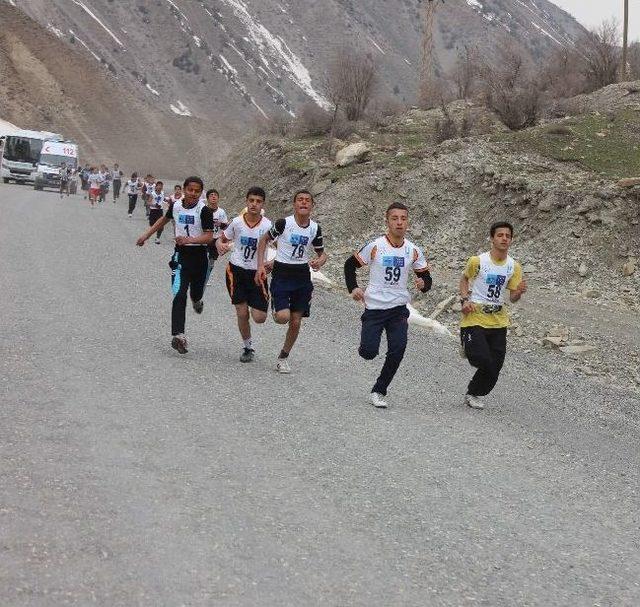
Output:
top-left (270, 275), bottom-right (313, 317)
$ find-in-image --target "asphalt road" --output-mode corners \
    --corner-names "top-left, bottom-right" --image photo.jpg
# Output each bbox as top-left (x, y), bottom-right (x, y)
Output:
top-left (1, 184), bottom-right (639, 606)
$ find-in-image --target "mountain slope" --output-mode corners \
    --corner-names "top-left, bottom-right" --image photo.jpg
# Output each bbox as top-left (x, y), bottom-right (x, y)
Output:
top-left (0, 2), bottom-right (215, 175)
top-left (9, 0), bottom-right (586, 158)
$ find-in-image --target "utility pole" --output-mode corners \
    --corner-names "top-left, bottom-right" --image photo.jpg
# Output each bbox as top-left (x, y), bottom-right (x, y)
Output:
top-left (622, 0), bottom-right (629, 79)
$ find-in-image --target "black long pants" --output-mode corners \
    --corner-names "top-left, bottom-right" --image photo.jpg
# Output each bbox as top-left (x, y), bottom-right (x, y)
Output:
top-left (113, 179), bottom-right (121, 199)
top-left (149, 208), bottom-right (164, 238)
top-left (128, 194), bottom-right (138, 214)
top-left (170, 248), bottom-right (208, 336)
top-left (461, 326), bottom-right (507, 397)
top-left (359, 305), bottom-right (410, 396)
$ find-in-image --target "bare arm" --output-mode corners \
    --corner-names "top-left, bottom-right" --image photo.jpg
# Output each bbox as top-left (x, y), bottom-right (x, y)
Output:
top-left (309, 250), bottom-right (327, 271)
top-left (136, 216), bottom-right (170, 246)
top-left (459, 275), bottom-right (474, 315)
top-left (255, 233), bottom-right (273, 284)
top-left (175, 231), bottom-right (213, 246)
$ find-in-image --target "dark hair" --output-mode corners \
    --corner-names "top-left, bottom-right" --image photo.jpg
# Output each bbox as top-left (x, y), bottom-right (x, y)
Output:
top-left (183, 176), bottom-right (204, 190)
top-left (206, 188), bottom-right (220, 198)
top-left (490, 221), bottom-right (514, 237)
top-left (386, 201), bottom-right (409, 217)
top-left (292, 189), bottom-right (314, 204)
top-left (246, 186), bottom-right (266, 200)
top-left (131, 172), bottom-right (138, 179)
top-left (155, 180), bottom-right (163, 187)
top-left (174, 184), bottom-right (181, 190)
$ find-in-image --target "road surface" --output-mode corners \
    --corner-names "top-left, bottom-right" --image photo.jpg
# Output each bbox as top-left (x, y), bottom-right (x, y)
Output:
top-left (1, 184), bottom-right (639, 606)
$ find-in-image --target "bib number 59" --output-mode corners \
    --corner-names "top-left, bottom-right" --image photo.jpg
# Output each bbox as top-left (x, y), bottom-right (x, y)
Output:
top-left (385, 267), bottom-right (401, 283)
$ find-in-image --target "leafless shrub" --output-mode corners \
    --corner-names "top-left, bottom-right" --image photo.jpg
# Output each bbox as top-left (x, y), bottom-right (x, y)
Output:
top-left (256, 112), bottom-right (292, 136)
top-left (327, 47), bottom-right (377, 122)
top-left (365, 97), bottom-right (406, 127)
top-left (577, 19), bottom-right (621, 92)
top-left (628, 41), bottom-right (640, 80)
top-left (539, 48), bottom-right (587, 99)
top-left (479, 43), bottom-right (542, 130)
top-left (293, 103), bottom-right (332, 136)
top-left (434, 103), bottom-right (458, 143)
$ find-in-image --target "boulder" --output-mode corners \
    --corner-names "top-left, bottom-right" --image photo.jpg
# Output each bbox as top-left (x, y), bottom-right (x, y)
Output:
top-left (617, 178), bottom-right (640, 188)
top-left (335, 142), bottom-right (371, 167)
top-left (622, 259), bottom-right (636, 276)
top-left (578, 262), bottom-right (589, 278)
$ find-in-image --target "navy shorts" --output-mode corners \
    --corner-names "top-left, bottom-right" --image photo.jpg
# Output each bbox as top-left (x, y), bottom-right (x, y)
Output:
top-left (225, 263), bottom-right (269, 312)
top-left (270, 275), bottom-right (313, 317)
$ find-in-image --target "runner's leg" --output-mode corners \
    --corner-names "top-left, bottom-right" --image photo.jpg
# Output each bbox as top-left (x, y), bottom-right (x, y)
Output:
top-left (128, 194), bottom-right (137, 215)
top-left (463, 326), bottom-right (497, 397)
top-left (372, 307), bottom-right (409, 396)
top-left (282, 311), bottom-right (303, 354)
top-left (171, 254), bottom-right (190, 336)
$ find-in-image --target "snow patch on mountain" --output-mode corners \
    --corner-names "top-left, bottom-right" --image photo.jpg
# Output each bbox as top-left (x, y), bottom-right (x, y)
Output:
top-left (219, 0), bottom-right (329, 109)
top-left (70, 0), bottom-right (124, 47)
top-left (170, 101), bottom-right (192, 116)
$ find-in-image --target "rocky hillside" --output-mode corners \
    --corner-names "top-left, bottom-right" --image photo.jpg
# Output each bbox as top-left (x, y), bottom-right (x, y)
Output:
top-left (0, 2), bottom-right (214, 175)
top-left (212, 81), bottom-right (640, 391)
top-left (9, 0), bottom-right (586, 162)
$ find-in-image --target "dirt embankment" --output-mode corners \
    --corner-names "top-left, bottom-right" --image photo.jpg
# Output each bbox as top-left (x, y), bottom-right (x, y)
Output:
top-left (212, 87), bottom-right (640, 392)
top-left (0, 3), bottom-right (212, 176)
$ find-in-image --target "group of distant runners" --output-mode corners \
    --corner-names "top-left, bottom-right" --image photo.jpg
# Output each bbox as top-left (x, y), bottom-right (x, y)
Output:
top-left (134, 175), bottom-right (527, 411)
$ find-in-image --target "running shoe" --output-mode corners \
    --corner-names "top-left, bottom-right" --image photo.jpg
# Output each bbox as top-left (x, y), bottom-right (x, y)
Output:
top-left (171, 335), bottom-right (188, 354)
top-left (155, 238), bottom-right (161, 245)
top-left (192, 300), bottom-right (204, 314)
top-left (465, 394), bottom-right (485, 410)
top-left (276, 358), bottom-right (291, 374)
top-left (128, 213), bottom-right (132, 218)
top-left (240, 348), bottom-right (255, 363)
top-left (369, 392), bottom-right (388, 408)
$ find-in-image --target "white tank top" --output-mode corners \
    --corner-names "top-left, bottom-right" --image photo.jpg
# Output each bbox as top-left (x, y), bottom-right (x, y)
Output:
top-left (356, 236), bottom-right (428, 310)
top-left (272, 216), bottom-right (319, 265)
top-left (224, 215), bottom-right (272, 270)
top-left (172, 199), bottom-right (207, 246)
top-left (470, 252), bottom-right (515, 306)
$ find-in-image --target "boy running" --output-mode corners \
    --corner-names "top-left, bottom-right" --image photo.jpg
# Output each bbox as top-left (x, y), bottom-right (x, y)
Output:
top-left (126, 173), bottom-right (142, 217)
top-left (344, 202), bottom-right (432, 408)
top-left (169, 184), bottom-right (183, 203)
top-left (256, 190), bottom-right (326, 374)
top-left (136, 177), bottom-right (214, 354)
top-left (216, 187), bottom-right (272, 362)
top-left (148, 181), bottom-right (167, 244)
top-left (204, 188), bottom-right (228, 279)
top-left (112, 163), bottom-right (123, 202)
top-left (459, 221), bottom-right (527, 410)
top-left (87, 167), bottom-right (102, 208)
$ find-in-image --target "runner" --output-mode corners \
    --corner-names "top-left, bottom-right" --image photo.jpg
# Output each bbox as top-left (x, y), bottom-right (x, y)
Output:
top-left (112, 163), bottom-right (123, 203)
top-left (143, 174), bottom-right (155, 218)
top-left (169, 184), bottom-right (183, 204)
top-left (344, 202), bottom-right (432, 408)
top-left (459, 221), bottom-right (527, 410)
top-left (80, 163), bottom-right (90, 199)
top-left (148, 181), bottom-right (167, 244)
top-left (204, 188), bottom-right (228, 283)
top-left (98, 164), bottom-right (110, 204)
top-left (126, 173), bottom-right (141, 217)
top-left (136, 176), bottom-right (214, 354)
top-left (59, 162), bottom-right (71, 198)
top-left (255, 190), bottom-right (326, 374)
top-left (86, 166), bottom-right (102, 208)
top-left (216, 187), bottom-right (271, 362)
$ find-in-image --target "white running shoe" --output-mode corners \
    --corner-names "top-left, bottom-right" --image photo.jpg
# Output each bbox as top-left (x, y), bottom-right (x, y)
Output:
top-left (276, 358), bottom-right (291, 374)
top-left (465, 394), bottom-right (485, 410)
top-left (369, 392), bottom-right (388, 408)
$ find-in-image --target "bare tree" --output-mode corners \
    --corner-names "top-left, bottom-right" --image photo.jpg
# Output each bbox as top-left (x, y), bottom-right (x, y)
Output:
top-left (453, 45), bottom-right (479, 100)
top-left (479, 42), bottom-right (542, 130)
top-left (539, 47), bottom-right (586, 99)
top-left (326, 47), bottom-right (377, 123)
top-left (627, 41), bottom-right (640, 79)
top-left (577, 19), bottom-right (621, 91)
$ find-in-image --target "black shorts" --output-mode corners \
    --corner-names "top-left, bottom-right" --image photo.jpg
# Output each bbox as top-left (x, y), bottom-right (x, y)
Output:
top-left (270, 274), bottom-right (313, 317)
top-left (149, 207), bottom-right (163, 225)
top-left (225, 263), bottom-right (269, 312)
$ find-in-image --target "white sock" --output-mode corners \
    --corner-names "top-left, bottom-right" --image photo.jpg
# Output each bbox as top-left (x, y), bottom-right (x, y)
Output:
top-left (243, 338), bottom-right (252, 350)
